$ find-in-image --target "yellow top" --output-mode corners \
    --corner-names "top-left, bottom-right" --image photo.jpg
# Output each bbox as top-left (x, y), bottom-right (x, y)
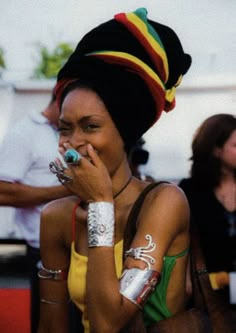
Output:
top-left (68, 240), bottom-right (123, 333)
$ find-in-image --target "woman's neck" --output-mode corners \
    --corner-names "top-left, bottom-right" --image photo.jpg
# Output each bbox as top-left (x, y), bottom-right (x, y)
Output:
top-left (215, 170), bottom-right (236, 212)
top-left (220, 166), bottom-right (236, 183)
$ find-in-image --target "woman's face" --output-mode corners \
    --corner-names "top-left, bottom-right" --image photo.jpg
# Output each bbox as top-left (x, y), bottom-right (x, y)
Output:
top-left (216, 129), bottom-right (236, 172)
top-left (58, 88), bottom-right (126, 176)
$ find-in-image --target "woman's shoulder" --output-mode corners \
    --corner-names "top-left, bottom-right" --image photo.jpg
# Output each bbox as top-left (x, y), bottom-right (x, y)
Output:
top-left (139, 181), bottom-right (190, 231)
top-left (146, 181), bottom-right (189, 204)
top-left (41, 196), bottom-right (79, 243)
top-left (133, 181), bottom-right (190, 259)
top-left (42, 196), bottom-right (79, 217)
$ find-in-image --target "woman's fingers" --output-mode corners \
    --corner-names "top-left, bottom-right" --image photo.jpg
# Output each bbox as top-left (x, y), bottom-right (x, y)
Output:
top-left (86, 144), bottom-right (103, 169)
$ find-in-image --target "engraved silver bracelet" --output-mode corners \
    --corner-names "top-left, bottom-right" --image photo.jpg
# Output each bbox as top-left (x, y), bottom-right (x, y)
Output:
top-left (120, 268), bottom-right (161, 308)
top-left (87, 202), bottom-right (115, 247)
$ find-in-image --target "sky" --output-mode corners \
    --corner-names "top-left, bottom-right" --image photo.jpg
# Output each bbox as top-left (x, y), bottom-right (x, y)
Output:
top-left (1, 0), bottom-right (236, 81)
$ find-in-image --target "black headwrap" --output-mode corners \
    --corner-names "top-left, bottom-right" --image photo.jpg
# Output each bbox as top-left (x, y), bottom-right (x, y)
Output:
top-left (55, 8), bottom-right (191, 150)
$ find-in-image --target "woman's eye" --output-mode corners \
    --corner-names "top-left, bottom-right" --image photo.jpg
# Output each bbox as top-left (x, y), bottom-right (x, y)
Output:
top-left (58, 127), bottom-right (70, 134)
top-left (85, 124), bottom-right (99, 130)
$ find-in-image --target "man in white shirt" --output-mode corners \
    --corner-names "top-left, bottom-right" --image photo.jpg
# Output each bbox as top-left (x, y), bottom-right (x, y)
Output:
top-left (0, 93), bottom-right (71, 333)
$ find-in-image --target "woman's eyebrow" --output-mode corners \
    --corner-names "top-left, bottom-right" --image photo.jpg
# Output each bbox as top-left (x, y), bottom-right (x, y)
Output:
top-left (59, 119), bottom-right (71, 125)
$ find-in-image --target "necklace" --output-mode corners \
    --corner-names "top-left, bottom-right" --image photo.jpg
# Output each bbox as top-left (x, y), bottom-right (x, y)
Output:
top-left (113, 176), bottom-right (132, 199)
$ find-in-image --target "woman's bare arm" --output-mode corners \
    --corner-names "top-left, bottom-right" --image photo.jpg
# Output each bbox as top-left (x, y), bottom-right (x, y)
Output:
top-left (86, 184), bottom-right (190, 333)
top-left (37, 198), bottom-right (73, 333)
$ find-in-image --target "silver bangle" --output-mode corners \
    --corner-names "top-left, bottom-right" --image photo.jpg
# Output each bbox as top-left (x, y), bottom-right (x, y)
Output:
top-left (38, 263), bottom-right (68, 281)
top-left (120, 268), bottom-right (161, 309)
top-left (87, 202), bottom-right (115, 247)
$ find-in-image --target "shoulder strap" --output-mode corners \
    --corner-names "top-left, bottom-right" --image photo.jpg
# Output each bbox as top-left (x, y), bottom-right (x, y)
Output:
top-left (123, 181), bottom-right (168, 258)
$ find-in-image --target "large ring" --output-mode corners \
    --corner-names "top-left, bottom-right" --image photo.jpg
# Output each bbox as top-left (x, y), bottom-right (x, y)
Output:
top-left (49, 161), bottom-right (73, 184)
top-left (64, 149), bottom-right (81, 165)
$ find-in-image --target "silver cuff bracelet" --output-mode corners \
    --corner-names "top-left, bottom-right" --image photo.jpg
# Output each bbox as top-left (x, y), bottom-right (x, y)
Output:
top-left (87, 202), bottom-right (115, 247)
top-left (120, 268), bottom-right (161, 309)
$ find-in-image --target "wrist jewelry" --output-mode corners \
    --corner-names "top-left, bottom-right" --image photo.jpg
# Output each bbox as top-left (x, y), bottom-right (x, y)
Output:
top-left (87, 202), bottom-right (115, 247)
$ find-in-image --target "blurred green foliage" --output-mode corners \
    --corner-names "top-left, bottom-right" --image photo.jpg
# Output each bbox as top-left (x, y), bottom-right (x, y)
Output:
top-left (32, 42), bottom-right (74, 79)
top-left (0, 47), bottom-right (6, 69)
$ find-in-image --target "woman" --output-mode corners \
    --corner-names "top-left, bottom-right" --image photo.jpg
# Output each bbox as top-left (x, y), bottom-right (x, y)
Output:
top-left (179, 114), bottom-right (236, 304)
top-left (38, 8), bottom-right (191, 333)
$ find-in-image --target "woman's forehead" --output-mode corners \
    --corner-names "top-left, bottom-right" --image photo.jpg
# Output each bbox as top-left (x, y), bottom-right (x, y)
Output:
top-left (61, 88), bottom-right (108, 115)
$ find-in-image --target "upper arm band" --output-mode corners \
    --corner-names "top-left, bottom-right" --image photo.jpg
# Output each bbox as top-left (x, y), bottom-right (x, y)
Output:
top-left (119, 268), bottom-right (161, 309)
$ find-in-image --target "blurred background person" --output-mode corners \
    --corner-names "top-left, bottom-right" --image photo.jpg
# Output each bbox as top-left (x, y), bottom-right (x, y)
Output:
top-left (179, 113), bottom-right (236, 308)
top-left (0, 92), bottom-right (71, 333)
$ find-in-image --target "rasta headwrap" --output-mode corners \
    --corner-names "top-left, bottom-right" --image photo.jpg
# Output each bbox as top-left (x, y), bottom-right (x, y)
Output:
top-left (55, 8), bottom-right (191, 150)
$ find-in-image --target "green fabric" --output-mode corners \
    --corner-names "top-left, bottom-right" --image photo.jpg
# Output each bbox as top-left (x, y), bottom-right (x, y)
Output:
top-left (143, 248), bottom-right (189, 326)
top-left (133, 8), bottom-right (165, 49)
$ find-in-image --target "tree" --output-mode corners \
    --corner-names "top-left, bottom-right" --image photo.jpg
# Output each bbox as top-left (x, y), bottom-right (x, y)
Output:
top-left (32, 42), bottom-right (74, 79)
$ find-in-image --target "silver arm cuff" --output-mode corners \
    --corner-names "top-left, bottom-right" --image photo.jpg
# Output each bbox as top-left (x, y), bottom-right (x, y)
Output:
top-left (119, 268), bottom-right (161, 309)
top-left (87, 202), bottom-right (115, 247)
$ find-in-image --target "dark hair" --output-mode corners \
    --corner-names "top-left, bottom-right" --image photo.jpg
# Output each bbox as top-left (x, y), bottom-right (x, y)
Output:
top-left (130, 148), bottom-right (149, 165)
top-left (190, 113), bottom-right (236, 189)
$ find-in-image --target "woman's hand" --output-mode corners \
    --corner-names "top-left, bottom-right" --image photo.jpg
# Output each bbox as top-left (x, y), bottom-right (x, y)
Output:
top-left (59, 143), bottom-right (113, 203)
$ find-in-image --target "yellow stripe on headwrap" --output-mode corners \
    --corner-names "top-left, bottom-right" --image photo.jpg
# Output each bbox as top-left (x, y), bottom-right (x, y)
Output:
top-left (125, 11), bottom-right (169, 82)
top-left (87, 50), bottom-right (165, 90)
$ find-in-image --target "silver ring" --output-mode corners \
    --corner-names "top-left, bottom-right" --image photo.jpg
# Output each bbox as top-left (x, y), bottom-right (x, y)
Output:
top-left (64, 149), bottom-right (81, 165)
top-left (49, 161), bottom-right (73, 184)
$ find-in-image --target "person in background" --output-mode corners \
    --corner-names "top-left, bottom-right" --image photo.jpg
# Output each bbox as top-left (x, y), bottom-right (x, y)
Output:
top-left (0, 92), bottom-right (71, 333)
top-left (129, 138), bottom-right (155, 181)
top-left (38, 7), bottom-right (191, 332)
top-left (179, 113), bottom-right (236, 308)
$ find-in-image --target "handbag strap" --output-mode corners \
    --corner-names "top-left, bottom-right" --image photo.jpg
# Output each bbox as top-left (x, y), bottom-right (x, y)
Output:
top-left (189, 222), bottom-right (210, 311)
top-left (121, 182), bottom-right (167, 333)
top-left (123, 181), bottom-right (168, 257)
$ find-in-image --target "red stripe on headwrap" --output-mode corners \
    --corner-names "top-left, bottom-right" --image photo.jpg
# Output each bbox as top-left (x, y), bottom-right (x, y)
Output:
top-left (54, 78), bottom-right (77, 107)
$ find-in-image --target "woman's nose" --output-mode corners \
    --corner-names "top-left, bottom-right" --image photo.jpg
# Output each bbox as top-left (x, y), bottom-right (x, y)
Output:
top-left (60, 129), bottom-right (86, 149)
